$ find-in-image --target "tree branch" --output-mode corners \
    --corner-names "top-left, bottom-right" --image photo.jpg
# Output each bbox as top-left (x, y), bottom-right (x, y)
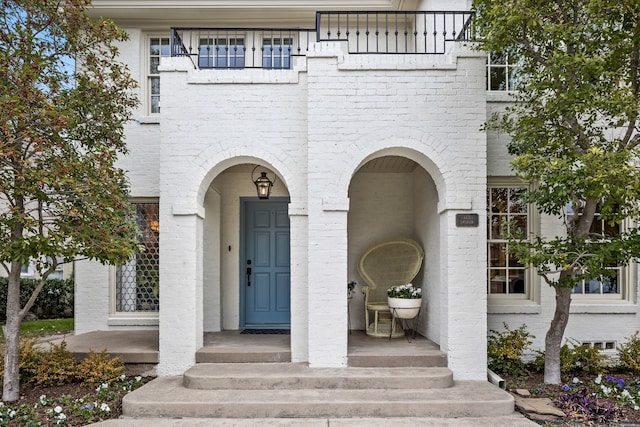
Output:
top-left (18, 258), bottom-right (57, 318)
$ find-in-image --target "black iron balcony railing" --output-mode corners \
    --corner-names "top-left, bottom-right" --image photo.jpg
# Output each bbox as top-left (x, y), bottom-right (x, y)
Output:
top-left (171, 11), bottom-right (475, 69)
top-left (171, 28), bottom-right (316, 69)
top-left (316, 11), bottom-right (475, 55)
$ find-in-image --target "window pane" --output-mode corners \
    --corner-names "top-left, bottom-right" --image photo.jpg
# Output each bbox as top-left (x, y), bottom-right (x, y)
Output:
top-left (572, 282), bottom-right (584, 294)
top-left (490, 67), bottom-right (507, 91)
top-left (150, 38), bottom-right (160, 56)
top-left (509, 188), bottom-right (527, 213)
top-left (490, 52), bottom-right (506, 64)
top-left (509, 270), bottom-right (525, 293)
top-left (583, 279), bottom-right (601, 294)
top-left (508, 66), bottom-right (521, 91)
top-left (491, 188), bottom-right (508, 213)
top-left (511, 214), bottom-right (527, 236)
top-left (490, 214), bottom-right (502, 239)
top-left (490, 243), bottom-right (506, 267)
top-left (150, 77), bottom-right (160, 95)
top-left (150, 57), bottom-right (159, 74)
top-left (160, 38), bottom-right (171, 56)
top-left (603, 220), bottom-right (620, 238)
top-left (603, 274), bottom-right (618, 293)
top-left (509, 250), bottom-right (523, 268)
top-left (489, 269), bottom-right (506, 293)
top-left (150, 96), bottom-right (160, 114)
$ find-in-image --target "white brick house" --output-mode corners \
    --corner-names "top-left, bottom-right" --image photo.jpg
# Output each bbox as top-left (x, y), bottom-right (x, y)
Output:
top-left (74, 0), bottom-right (639, 379)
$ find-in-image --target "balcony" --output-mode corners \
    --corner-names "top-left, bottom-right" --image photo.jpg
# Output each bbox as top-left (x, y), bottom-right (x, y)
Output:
top-left (171, 11), bottom-right (475, 69)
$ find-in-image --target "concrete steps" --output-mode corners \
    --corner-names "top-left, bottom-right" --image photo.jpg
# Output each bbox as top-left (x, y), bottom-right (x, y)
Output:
top-left (348, 351), bottom-right (447, 367)
top-left (184, 363), bottom-right (454, 390)
top-left (123, 363), bottom-right (515, 419)
top-left (195, 347), bottom-right (291, 363)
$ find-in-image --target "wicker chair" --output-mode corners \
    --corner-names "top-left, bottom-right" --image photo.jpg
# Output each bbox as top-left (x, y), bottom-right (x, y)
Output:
top-left (358, 239), bottom-right (424, 338)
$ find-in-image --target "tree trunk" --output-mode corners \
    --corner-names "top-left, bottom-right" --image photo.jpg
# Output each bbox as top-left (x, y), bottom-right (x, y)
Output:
top-left (3, 262), bottom-right (23, 402)
top-left (544, 285), bottom-right (572, 384)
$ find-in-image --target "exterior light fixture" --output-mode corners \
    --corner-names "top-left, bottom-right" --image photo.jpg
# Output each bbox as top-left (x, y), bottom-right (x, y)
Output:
top-left (251, 166), bottom-right (276, 200)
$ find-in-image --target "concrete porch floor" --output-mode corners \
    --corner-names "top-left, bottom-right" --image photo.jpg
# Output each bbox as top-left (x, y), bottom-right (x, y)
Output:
top-left (44, 329), bottom-right (442, 366)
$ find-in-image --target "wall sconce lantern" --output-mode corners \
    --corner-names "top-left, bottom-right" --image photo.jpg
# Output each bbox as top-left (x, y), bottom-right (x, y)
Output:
top-left (252, 166), bottom-right (276, 200)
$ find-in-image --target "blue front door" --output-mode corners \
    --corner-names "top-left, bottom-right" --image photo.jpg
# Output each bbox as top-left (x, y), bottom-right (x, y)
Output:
top-left (242, 200), bottom-right (290, 328)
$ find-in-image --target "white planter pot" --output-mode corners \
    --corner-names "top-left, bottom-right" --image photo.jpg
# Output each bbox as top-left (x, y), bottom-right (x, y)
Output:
top-left (387, 297), bottom-right (422, 319)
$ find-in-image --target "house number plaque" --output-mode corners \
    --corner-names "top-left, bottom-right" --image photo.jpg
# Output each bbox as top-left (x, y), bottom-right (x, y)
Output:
top-left (455, 213), bottom-right (479, 227)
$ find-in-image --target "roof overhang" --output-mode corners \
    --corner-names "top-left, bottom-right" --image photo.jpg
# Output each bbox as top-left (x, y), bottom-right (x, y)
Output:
top-left (88, 0), bottom-right (418, 27)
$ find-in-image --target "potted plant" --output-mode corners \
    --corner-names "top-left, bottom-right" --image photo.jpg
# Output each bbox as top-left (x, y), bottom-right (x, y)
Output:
top-left (387, 283), bottom-right (422, 318)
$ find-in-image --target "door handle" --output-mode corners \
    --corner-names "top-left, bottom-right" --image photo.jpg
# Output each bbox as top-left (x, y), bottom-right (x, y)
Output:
top-left (246, 265), bottom-right (252, 287)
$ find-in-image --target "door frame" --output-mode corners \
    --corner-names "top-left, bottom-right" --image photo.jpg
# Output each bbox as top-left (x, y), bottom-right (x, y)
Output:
top-left (239, 196), bottom-right (290, 329)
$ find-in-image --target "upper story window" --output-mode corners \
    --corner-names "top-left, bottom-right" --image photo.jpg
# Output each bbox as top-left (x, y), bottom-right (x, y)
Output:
top-left (262, 37), bottom-right (293, 69)
top-left (487, 52), bottom-right (520, 92)
top-left (198, 37), bottom-right (245, 69)
top-left (487, 185), bottom-right (529, 295)
top-left (149, 37), bottom-right (170, 114)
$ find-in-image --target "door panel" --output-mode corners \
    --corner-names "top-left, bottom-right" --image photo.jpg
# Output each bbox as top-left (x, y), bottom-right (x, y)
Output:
top-left (243, 201), bottom-right (290, 327)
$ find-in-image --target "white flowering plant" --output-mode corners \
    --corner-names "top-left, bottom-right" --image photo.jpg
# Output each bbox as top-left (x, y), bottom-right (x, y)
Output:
top-left (387, 283), bottom-right (422, 299)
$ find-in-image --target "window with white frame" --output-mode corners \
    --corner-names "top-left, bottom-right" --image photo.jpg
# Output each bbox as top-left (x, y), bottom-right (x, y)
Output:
top-left (148, 37), bottom-right (170, 114)
top-left (487, 52), bottom-right (520, 91)
top-left (198, 37), bottom-right (245, 69)
top-left (567, 203), bottom-right (624, 295)
top-left (115, 202), bottom-right (159, 312)
top-left (487, 185), bottom-right (529, 295)
top-left (262, 37), bottom-right (293, 69)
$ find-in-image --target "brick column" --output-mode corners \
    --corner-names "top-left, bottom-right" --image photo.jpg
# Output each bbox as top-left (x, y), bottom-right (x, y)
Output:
top-left (306, 204), bottom-right (349, 367)
top-left (289, 206), bottom-right (309, 362)
top-left (157, 205), bottom-right (204, 375)
top-left (440, 208), bottom-right (487, 380)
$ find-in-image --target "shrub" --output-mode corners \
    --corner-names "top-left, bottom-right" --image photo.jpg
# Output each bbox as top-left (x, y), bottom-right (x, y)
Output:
top-left (617, 331), bottom-right (640, 374)
top-left (487, 323), bottom-right (533, 376)
top-left (19, 339), bottom-right (43, 383)
top-left (0, 277), bottom-right (74, 322)
top-left (34, 341), bottom-right (77, 386)
top-left (77, 350), bottom-right (126, 386)
top-left (531, 338), bottom-right (608, 375)
top-left (562, 339), bottom-right (608, 374)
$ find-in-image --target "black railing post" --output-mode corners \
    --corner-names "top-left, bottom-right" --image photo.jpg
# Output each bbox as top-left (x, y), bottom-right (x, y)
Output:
top-left (316, 12), bottom-right (321, 42)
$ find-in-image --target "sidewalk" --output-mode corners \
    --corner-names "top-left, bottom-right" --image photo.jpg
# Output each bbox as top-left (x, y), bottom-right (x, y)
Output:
top-left (94, 415), bottom-right (539, 426)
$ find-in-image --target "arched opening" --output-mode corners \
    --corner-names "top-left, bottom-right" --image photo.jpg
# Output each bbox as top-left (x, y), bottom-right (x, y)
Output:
top-left (202, 162), bottom-right (291, 333)
top-left (347, 155), bottom-right (441, 344)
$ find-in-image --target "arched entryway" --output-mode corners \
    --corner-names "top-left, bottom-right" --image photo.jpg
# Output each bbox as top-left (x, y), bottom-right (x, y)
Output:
top-left (347, 154), bottom-right (441, 344)
top-left (203, 162), bottom-right (292, 332)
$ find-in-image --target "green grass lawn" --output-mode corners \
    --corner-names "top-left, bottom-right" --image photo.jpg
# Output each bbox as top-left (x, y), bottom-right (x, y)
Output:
top-left (0, 318), bottom-right (74, 340)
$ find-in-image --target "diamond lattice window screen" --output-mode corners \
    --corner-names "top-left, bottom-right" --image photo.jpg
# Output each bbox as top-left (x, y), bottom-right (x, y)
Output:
top-left (116, 202), bottom-right (159, 312)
